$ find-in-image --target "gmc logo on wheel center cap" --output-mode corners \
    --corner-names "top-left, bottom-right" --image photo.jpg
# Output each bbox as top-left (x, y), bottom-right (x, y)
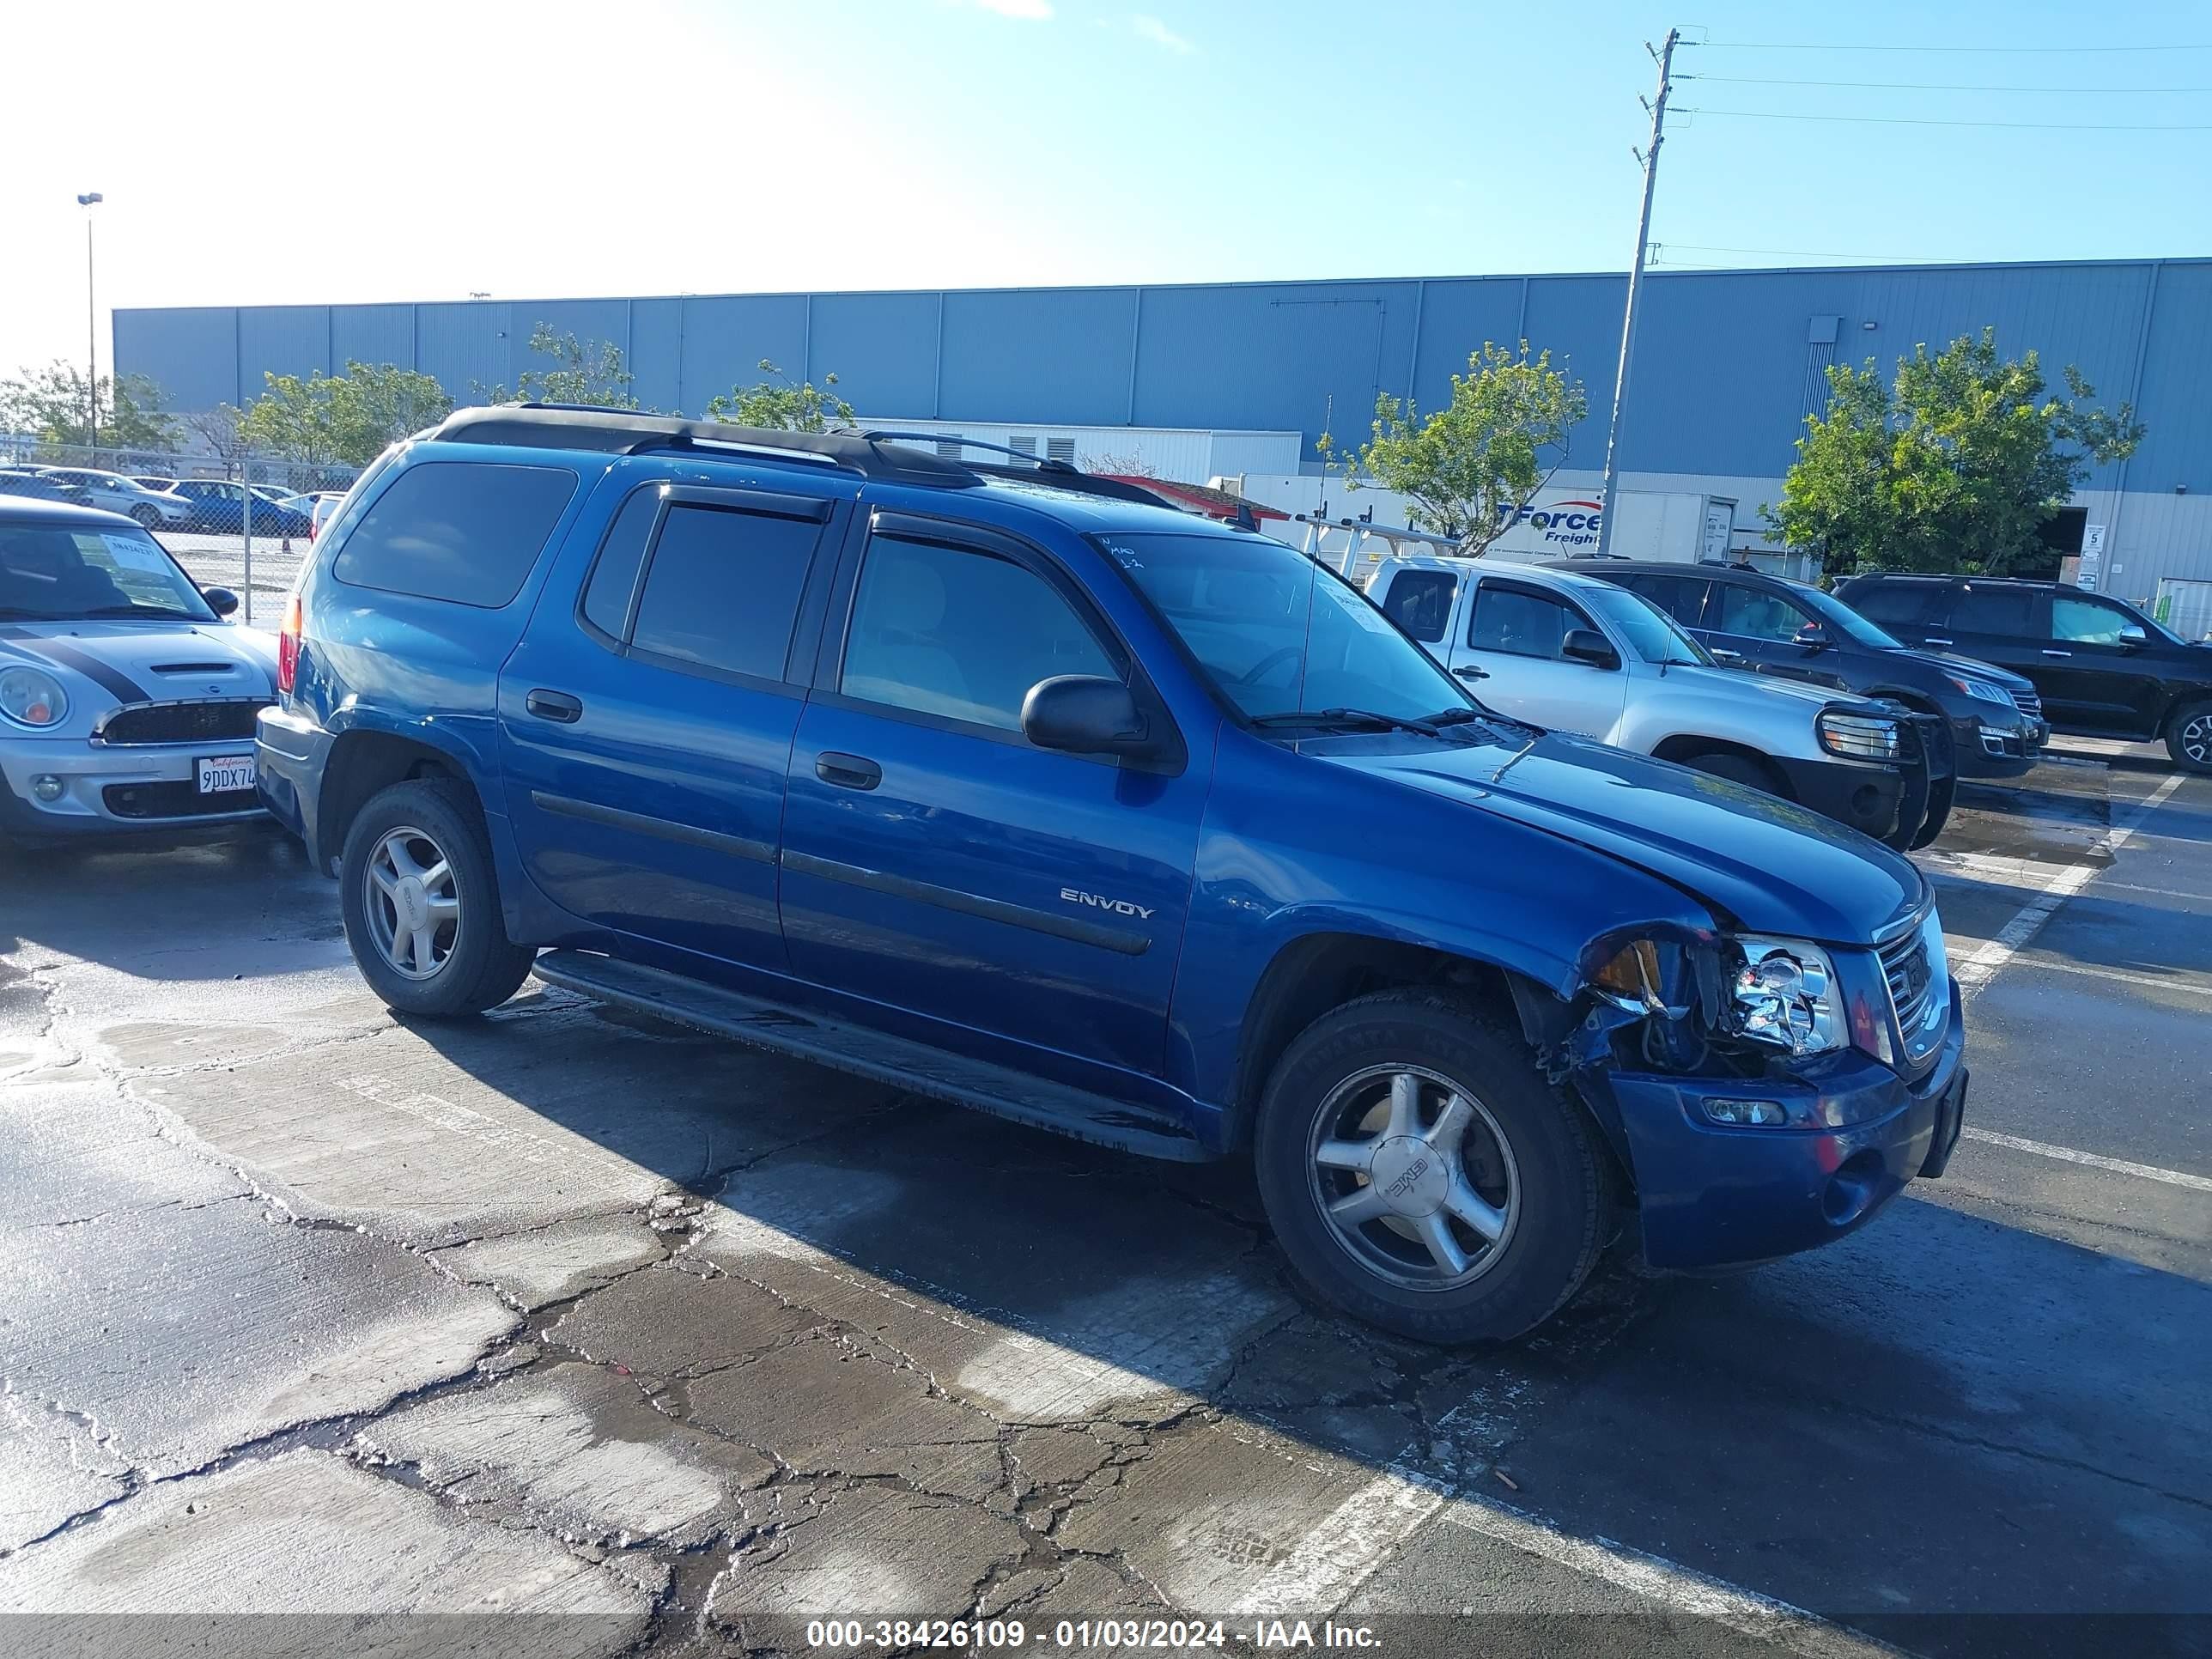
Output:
top-left (1384, 1156), bottom-right (1431, 1201)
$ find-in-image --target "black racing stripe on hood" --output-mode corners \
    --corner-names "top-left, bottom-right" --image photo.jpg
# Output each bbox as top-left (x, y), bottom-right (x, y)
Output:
top-left (0, 627), bottom-right (151, 704)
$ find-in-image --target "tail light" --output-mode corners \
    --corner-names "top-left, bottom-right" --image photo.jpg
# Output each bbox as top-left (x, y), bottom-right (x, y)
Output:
top-left (277, 593), bottom-right (302, 696)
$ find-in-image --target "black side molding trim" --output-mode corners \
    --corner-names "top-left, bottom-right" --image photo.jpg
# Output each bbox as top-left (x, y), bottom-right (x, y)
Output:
top-left (781, 849), bottom-right (1150, 957)
top-left (529, 791), bottom-right (775, 864)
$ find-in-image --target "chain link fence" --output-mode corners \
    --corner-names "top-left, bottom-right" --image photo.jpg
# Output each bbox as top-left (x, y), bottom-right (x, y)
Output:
top-left (1, 434), bottom-right (362, 625)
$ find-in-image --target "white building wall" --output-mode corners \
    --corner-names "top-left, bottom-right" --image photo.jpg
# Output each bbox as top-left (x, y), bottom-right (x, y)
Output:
top-left (854, 418), bottom-right (1304, 483)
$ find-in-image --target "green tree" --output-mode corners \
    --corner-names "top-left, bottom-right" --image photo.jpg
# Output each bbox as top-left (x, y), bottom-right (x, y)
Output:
top-left (1322, 341), bottom-right (1587, 554)
top-left (0, 361), bottom-right (179, 452)
top-left (237, 371), bottom-right (343, 465)
top-left (1771, 327), bottom-right (2144, 578)
top-left (703, 360), bottom-right (854, 432)
top-left (482, 325), bottom-right (641, 410)
top-left (237, 362), bottom-right (454, 467)
top-left (329, 362), bottom-right (453, 459)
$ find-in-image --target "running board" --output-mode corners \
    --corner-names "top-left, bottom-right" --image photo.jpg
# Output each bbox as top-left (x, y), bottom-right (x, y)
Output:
top-left (530, 950), bottom-right (1212, 1164)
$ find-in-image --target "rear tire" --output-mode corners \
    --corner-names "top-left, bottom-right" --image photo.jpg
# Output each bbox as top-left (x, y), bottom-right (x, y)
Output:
top-left (1253, 991), bottom-right (1614, 1344)
top-left (2166, 701), bottom-right (2212, 775)
top-left (338, 776), bottom-right (535, 1018)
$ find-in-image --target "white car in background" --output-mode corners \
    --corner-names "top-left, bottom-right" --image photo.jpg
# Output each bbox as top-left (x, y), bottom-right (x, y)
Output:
top-left (1366, 556), bottom-right (1951, 850)
top-left (307, 491), bottom-right (345, 540)
top-left (28, 468), bottom-right (194, 532)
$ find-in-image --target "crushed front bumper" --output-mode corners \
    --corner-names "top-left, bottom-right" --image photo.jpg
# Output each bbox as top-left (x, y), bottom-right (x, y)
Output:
top-left (1578, 979), bottom-right (1967, 1270)
top-left (0, 735), bottom-right (267, 837)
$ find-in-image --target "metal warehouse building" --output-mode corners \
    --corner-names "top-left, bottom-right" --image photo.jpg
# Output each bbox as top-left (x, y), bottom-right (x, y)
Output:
top-left (115, 257), bottom-right (2211, 609)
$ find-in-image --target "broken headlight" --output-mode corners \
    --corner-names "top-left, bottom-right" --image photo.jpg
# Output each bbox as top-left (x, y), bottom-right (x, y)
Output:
top-left (1723, 936), bottom-right (1844, 1056)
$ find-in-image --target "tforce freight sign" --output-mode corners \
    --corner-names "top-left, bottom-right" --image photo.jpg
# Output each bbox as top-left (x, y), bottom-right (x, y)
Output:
top-left (1492, 497), bottom-right (1604, 554)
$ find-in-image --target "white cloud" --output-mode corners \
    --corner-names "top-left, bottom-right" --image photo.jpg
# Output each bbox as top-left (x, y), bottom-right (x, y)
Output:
top-left (1129, 13), bottom-right (1196, 54)
top-left (951, 0), bottom-right (1054, 18)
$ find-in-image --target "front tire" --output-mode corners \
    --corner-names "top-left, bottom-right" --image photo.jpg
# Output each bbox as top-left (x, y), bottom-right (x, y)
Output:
top-left (1254, 991), bottom-right (1614, 1344)
top-left (131, 505), bottom-right (162, 529)
top-left (1686, 749), bottom-right (1783, 796)
top-left (338, 776), bottom-right (535, 1018)
top-left (2166, 700), bottom-right (2212, 775)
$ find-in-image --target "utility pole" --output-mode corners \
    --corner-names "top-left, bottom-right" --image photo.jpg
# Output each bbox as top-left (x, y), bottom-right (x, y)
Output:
top-left (1591, 31), bottom-right (1679, 562)
top-left (76, 192), bottom-right (104, 448)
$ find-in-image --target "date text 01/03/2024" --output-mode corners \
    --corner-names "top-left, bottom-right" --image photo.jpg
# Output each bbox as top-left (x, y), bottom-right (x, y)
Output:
top-left (801, 1619), bottom-right (1382, 1650)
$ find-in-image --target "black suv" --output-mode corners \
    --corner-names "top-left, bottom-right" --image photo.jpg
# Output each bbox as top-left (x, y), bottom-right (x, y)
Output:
top-left (1836, 574), bottom-right (2212, 775)
top-left (1581, 561), bottom-right (2047, 780)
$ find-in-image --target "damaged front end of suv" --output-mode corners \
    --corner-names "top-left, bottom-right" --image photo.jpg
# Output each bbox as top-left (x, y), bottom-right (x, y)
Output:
top-left (1516, 913), bottom-right (1967, 1271)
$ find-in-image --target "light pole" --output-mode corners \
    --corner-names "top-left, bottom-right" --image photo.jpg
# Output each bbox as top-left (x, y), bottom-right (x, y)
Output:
top-left (76, 191), bottom-right (104, 449)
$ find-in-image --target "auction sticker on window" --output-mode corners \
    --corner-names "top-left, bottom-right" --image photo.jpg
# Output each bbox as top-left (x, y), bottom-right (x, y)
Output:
top-left (100, 533), bottom-right (173, 573)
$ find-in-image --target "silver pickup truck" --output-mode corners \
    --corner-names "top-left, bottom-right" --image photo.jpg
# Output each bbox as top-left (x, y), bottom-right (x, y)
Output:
top-left (1369, 557), bottom-right (1950, 850)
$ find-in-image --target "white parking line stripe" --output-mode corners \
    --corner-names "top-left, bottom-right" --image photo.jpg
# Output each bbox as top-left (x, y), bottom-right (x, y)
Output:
top-left (1227, 1465), bottom-right (1448, 1614)
top-left (1954, 772), bottom-right (2187, 1000)
top-left (2000, 956), bottom-right (2212, 997)
top-left (1960, 1127), bottom-right (2212, 1194)
top-left (1439, 1496), bottom-right (1904, 1657)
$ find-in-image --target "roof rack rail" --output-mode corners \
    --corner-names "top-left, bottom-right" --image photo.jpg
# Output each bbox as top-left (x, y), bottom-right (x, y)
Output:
top-left (852, 430), bottom-right (1079, 473)
top-left (426, 404), bottom-right (983, 488)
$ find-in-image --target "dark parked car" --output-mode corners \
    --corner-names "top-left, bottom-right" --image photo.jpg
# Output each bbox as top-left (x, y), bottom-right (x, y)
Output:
top-left (1836, 574), bottom-right (2212, 774)
top-left (166, 478), bottom-right (314, 538)
top-left (258, 407), bottom-right (1966, 1344)
top-left (0, 471), bottom-right (86, 503)
top-left (1585, 561), bottom-right (2047, 780)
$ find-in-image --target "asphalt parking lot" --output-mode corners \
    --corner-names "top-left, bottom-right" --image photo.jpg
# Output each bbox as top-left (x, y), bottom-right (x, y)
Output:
top-left (2, 741), bottom-right (2207, 1659)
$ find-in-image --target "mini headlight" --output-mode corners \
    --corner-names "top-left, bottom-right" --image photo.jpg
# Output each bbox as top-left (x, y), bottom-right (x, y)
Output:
top-left (0, 665), bottom-right (69, 729)
top-left (1945, 673), bottom-right (2014, 707)
top-left (1816, 710), bottom-right (1900, 761)
top-left (1725, 935), bottom-right (1844, 1056)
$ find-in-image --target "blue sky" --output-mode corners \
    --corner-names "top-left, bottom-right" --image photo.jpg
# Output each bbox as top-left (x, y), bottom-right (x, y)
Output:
top-left (3, 0), bottom-right (2209, 375)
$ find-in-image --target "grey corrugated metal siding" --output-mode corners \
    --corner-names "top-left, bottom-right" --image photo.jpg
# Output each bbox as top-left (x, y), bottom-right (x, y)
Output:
top-left (111, 259), bottom-right (2206, 493)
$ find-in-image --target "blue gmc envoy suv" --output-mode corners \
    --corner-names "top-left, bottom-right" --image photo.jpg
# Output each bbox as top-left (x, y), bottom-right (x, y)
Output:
top-left (258, 407), bottom-right (1966, 1342)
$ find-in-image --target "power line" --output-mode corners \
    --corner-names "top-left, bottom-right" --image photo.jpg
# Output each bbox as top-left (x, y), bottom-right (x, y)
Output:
top-left (1697, 40), bottom-right (2212, 53)
top-left (1685, 74), bottom-right (2212, 94)
top-left (1681, 106), bottom-right (2212, 131)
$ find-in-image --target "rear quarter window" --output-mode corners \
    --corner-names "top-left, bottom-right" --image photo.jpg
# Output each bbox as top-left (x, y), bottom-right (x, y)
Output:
top-left (332, 460), bottom-right (577, 608)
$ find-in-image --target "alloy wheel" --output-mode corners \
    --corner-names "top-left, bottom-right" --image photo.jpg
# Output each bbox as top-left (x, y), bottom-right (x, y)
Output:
top-left (362, 824), bottom-right (461, 980)
top-left (1306, 1064), bottom-right (1520, 1291)
top-left (2184, 714), bottom-right (2211, 769)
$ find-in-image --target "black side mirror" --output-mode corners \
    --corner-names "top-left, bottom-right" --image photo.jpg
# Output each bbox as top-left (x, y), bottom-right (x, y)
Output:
top-left (1021, 675), bottom-right (1152, 757)
top-left (203, 586), bottom-right (240, 617)
top-left (2118, 623), bottom-right (2148, 649)
top-left (1793, 622), bottom-right (1829, 651)
top-left (1560, 628), bottom-right (1621, 671)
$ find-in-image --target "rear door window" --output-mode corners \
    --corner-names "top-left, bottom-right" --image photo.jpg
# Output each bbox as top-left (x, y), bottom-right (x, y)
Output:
top-left (333, 460), bottom-right (577, 608)
top-left (627, 501), bottom-right (827, 683)
top-left (1712, 581), bottom-right (1812, 641)
top-left (1617, 572), bottom-right (1708, 626)
top-left (1951, 584), bottom-right (2039, 637)
top-left (1380, 568), bottom-right (1457, 642)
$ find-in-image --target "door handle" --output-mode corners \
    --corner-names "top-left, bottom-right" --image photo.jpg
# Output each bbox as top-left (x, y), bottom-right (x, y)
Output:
top-left (526, 688), bottom-right (583, 723)
top-left (2041, 648), bottom-right (2073, 659)
top-left (815, 751), bottom-right (882, 791)
top-left (1453, 664), bottom-right (1490, 681)
top-left (1922, 637), bottom-right (1954, 648)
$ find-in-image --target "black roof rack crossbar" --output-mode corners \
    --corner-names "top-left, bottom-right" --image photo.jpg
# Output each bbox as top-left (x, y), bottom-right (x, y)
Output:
top-left (425, 404), bottom-right (984, 489)
top-left (851, 430), bottom-right (1080, 474)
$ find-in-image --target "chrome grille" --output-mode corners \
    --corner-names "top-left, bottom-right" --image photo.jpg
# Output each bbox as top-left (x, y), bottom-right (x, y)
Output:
top-left (93, 698), bottom-right (269, 746)
top-left (2008, 686), bottom-right (2043, 724)
top-left (1878, 911), bottom-right (1950, 1067)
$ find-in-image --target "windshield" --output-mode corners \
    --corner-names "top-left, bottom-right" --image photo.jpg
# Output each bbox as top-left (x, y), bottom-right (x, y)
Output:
top-left (0, 522), bottom-right (216, 623)
top-left (1100, 531), bottom-right (1474, 725)
top-left (1575, 580), bottom-right (1713, 666)
top-left (1793, 583), bottom-right (1905, 649)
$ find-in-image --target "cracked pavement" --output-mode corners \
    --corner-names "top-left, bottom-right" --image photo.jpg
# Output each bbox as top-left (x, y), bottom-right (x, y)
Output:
top-left (3, 746), bottom-right (2209, 1658)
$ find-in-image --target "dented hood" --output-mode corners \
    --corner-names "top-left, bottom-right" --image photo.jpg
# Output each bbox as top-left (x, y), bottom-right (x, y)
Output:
top-left (1315, 729), bottom-right (1927, 946)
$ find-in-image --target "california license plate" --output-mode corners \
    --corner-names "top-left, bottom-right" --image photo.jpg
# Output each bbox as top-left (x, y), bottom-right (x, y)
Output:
top-left (198, 754), bottom-right (257, 794)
